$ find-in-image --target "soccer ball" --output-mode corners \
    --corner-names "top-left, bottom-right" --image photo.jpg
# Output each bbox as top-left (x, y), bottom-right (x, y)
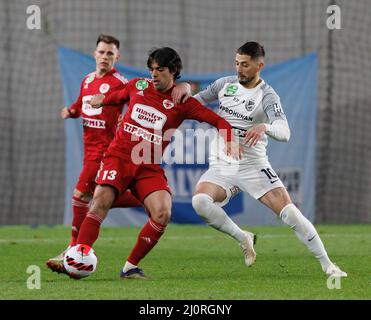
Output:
top-left (63, 244), bottom-right (98, 279)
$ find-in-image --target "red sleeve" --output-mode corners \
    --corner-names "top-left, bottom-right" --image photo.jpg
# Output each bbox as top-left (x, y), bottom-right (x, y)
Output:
top-left (68, 81), bottom-right (84, 118)
top-left (103, 80), bottom-right (132, 106)
top-left (183, 97), bottom-right (233, 142)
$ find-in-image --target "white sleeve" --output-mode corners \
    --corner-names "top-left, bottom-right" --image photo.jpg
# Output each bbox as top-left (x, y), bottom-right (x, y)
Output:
top-left (264, 119), bottom-right (291, 142)
top-left (193, 93), bottom-right (207, 105)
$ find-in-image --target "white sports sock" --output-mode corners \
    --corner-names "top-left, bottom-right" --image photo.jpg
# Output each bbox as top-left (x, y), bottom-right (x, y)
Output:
top-left (280, 203), bottom-right (332, 271)
top-left (192, 193), bottom-right (246, 243)
top-left (122, 261), bottom-right (137, 273)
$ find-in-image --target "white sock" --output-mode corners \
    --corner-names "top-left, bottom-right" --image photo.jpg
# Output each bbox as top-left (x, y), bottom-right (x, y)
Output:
top-left (280, 203), bottom-right (332, 271)
top-left (192, 193), bottom-right (246, 243)
top-left (122, 261), bottom-right (137, 273)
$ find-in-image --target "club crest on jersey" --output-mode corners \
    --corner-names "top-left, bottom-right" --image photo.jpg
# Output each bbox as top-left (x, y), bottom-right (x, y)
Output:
top-left (99, 83), bottom-right (110, 94)
top-left (245, 100), bottom-right (255, 112)
top-left (135, 79), bottom-right (149, 90)
top-left (226, 84), bottom-right (238, 95)
top-left (162, 99), bottom-right (175, 109)
top-left (84, 74), bottom-right (95, 88)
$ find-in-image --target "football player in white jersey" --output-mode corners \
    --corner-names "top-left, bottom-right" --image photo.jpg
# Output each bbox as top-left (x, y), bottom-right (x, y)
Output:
top-left (191, 41), bottom-right (347, 277)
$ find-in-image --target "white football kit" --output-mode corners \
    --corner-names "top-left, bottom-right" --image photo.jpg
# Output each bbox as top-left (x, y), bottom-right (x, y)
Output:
top-left (194, 76), bottom-right (290, 205)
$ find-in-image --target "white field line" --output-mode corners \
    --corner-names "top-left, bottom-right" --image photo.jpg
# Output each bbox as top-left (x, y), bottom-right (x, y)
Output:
top-left (0, 233), bottom-right (369, 244)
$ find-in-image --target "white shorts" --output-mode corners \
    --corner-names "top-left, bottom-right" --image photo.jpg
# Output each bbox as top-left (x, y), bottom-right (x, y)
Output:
top-left (197, 161), bottom-right (285, 207)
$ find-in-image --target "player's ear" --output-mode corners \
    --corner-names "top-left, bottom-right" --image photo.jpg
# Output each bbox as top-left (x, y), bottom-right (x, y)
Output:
top-left (258, 61), bottom-right (265, 72)
top-left (115, 52), bottom-right (121, 62)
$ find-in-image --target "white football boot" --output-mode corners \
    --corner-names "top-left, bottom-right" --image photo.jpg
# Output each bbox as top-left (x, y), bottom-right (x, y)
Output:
top-left (325, 263), bottom-right (347, 277)
top-left (239, 231), bottom-right (257, 267)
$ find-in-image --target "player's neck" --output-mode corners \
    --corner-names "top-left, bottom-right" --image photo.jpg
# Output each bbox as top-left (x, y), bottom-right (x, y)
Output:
top-left (242, 77), bottom-right (262, 89)
top-left (95, 68), bottom-right (112, 78)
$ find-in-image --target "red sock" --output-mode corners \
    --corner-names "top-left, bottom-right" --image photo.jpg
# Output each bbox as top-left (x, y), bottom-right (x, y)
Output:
top-left (127, 218), bottom-right (166, 265)
top-left (111, 190), bottom-right (142, 208)
top-left (69, 196), bottom-right (90, 246)
top-left (76, 213), bottom-right (103, 247)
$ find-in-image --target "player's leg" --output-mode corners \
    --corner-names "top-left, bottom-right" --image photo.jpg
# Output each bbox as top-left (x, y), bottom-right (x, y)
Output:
top-left (46, 161), bottom-right (98, 274)
top-left (76, 185), bottom-right (116, 246)
top-left (192, 172), bottom-right (256, 267)
top-left (76, 155), bottom-right (134, 248)
top-left (259, 187), bottom-right (347, 277)
top-left (111, 190), bottom-right (142, 208)
top-left (121, 168), bottom-right (171, 279)
top-left (121, 190), bottom-right (171, 279)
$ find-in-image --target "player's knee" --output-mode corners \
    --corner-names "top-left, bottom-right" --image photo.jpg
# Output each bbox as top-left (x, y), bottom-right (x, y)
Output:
top-left (90, 188), bottom-right (115, 215)
top-left (151, 207), bottom-right (171, 225)
top-left (192, 193), bottom-right (213, 216)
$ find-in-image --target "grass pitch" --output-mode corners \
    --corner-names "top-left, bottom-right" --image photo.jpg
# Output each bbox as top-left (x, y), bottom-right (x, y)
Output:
top-left (0, 224), bottom-right (370, 300)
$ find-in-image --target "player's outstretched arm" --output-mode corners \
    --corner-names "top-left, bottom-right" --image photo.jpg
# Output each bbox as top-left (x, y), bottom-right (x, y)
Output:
top-left (60, 106), bottom-right (77, 119)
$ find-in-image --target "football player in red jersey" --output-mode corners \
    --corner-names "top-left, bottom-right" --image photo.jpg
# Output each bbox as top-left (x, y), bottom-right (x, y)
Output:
top-left (74, 47), bottom-right (242, 279)
top-left (47, 36), bottom-right (191, 276)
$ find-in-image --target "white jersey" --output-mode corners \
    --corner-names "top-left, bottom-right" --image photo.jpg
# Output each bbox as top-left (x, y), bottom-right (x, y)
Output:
top-left (195, 76), bottom-right (289, 166)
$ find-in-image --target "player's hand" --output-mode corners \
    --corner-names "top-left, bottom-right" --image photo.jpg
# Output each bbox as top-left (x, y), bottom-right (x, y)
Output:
top-left (60, 106), bottom-right (76, 119)
top-left (89, 94), bottom-right (105, 108)
top-left (243, 124), bottom-right (266, 147)
top-left (172, 82), bottom-right (192, 104)
top-left (224, 141), bottom-right (243, 160)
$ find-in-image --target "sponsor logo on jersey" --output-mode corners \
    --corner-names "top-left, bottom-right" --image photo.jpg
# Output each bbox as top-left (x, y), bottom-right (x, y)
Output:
top-left (99, 83), bottom-right (110, 94)
top-left (131, 104), bottom-right (167, 129)
top-left (82, 117), bottom-right (106, 129)
top-left (162, 99), bottom-right (174, 109)
top-left (219, 105), bottom-right (253, 121)
top-left (123, 122), bottom-right (162, 145)
top-left (245, 100), bottom-right (255, 111)
top-left (225, 84), bottom-right (238, 95)
top-left (82, 95), bottom-right (103, 116)
top-left (135, 79), bottom-right (149, 90)
top-left (136, 90), bottom-right (144, 96)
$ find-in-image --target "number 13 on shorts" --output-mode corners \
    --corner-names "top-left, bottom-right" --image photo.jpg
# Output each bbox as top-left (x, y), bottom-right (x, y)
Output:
top-left (101, 170), bottom-right (117, 181)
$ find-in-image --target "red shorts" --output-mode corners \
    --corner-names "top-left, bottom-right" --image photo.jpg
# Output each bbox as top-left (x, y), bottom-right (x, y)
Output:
top-left (75, 159), bottom-right (101, 195)
top-left (96, 155), bottom-right (171, 203)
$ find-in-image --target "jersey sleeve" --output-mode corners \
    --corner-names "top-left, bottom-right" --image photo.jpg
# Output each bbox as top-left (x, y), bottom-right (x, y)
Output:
top-left (194, 76), bottom-right (235, 104)
top-left (263, 90), bottom-right (290, 141)
top-left (68, 81), bottom-right (84, 118)
top-left (103, 79), bottom-right (132, 106)
top-left (183, 97), bottom-right (233, 142)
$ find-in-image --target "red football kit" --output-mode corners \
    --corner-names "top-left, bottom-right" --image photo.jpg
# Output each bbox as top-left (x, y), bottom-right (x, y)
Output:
top-left (96, 77), bottom-right (233, 202)
top-left (68, 68), bottom-right (127, 193)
